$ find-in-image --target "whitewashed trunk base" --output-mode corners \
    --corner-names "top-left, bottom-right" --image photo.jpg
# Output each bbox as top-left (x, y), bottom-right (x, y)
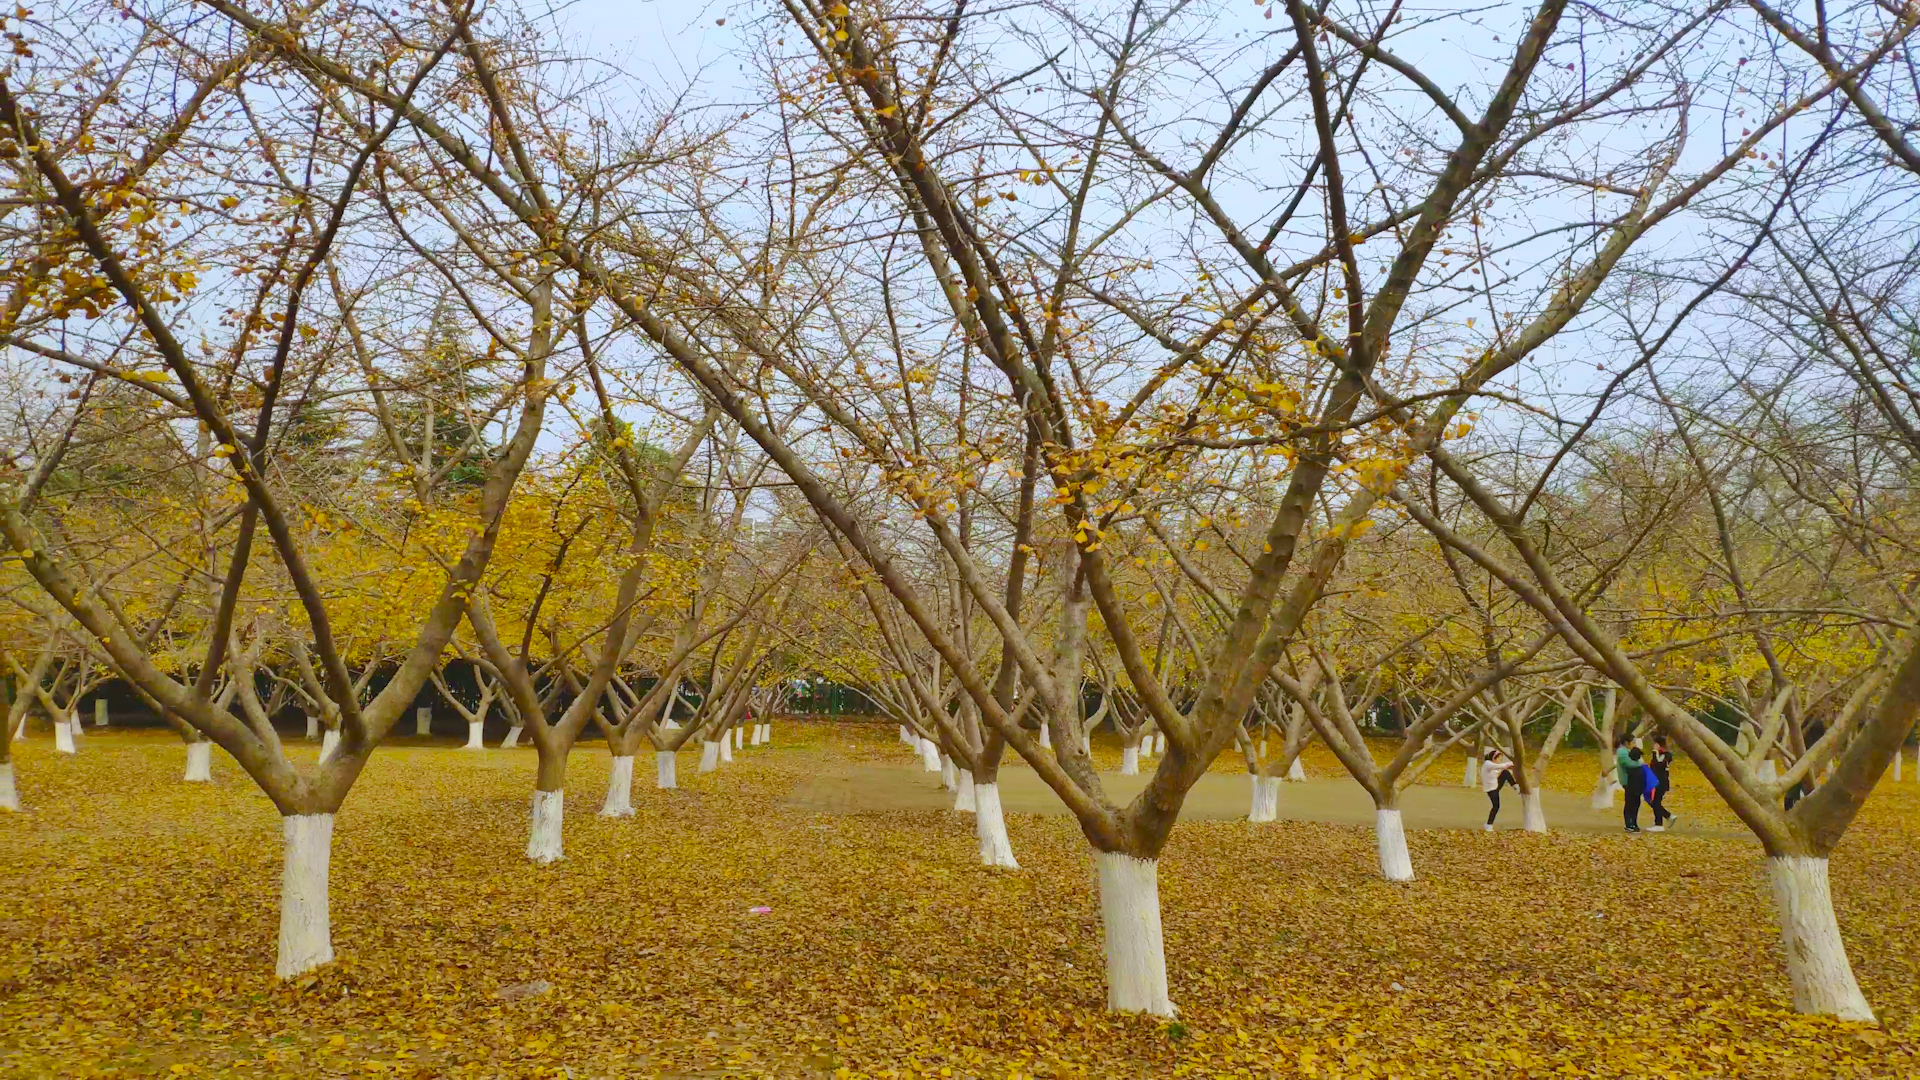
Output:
top-left (1287, 756), bottom-right (1307, 782)
top-left (734, 727), bottom-right (744, 750)
top-left (1768, 856), bottom-right (1874, 1021)
top-left (699, 742), bottom-right (721, 773)
top-left (183, 741), bottom-right (213, 783)
top-left (464, 721), bottom-right (485, 750)
top-left (54, 721), bottom-right (75, 755)
top-left (1589, 772), bottom-right (1614, 809)
top-left (415, 709), bottom-right (431, 737)
top-left (600, 756), bottom-right (635, 817)
top-left (305, 715), bottom-right (318, 740)
top-left (719, 735), bottom-right (734, 764)
top-left (974, 783), bottom-right (1019, 869)
top-left (318, 729), bottom-right (340, 764)
top-left (1375, 808), bottom-right (1414, 882)
top-left (1121, 746), bottom-right (1140, 775)
top-left (277, 814), bottom-right (334, 979)
top-left (1257, 738), bottom-right (1267, 760)
top-left (656, 750), bottom-right (678, 789)
top-left (940, 754), bottom-right (956, 791)
top-left (919, 738), bottom-right (941, 772)
top-left (1154, 734), bottom-right (1166, 755)
top-left (760, 723), bottom-right (771, 744)
top-left (954, 769), bottom-right (976, 813)
top-left (1462, 754), bottom-right (1477, 787)
top-left (1248, 775), bottom-right (1280, 822)
top-left (527, 789), bottom-right (564, 864)
top-left (1040, 727), bottom-right (1052, 751)
top-left (502, 725), bottom-right (523, 749)
top-left (0, 762), bottom-right (18, 811)
top-left (1095, 852), bottom-right (1176, 1016)
top-left (899, 724), bottom-right (911, 744)
top-left (1521, 791), bottom-right (1546, 833)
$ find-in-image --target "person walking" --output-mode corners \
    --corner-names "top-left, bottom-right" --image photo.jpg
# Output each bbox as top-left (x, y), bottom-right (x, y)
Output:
top-left (1647, 735), bottom-right (1676, 831)
top-left (1617, 737), bottom-right (1645, 832)
top-left (1481, 748), bottom-right (1514, 832)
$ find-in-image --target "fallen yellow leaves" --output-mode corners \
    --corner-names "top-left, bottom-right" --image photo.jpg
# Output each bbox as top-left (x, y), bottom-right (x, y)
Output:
top-left (0, 728), bottom-right (1914, 1077)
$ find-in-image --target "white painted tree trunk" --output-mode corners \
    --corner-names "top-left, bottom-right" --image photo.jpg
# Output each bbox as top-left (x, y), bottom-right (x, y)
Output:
top-left (305, 714), bottom-right (318, 740)
top-left (734, 727), bottom-right (745, 750)
top-left (760, 722), bottom-right (771, 744)
top-left (415, 707), bottom-right (431, 737)
top-left (318, 728), bottom-right (340, 764)
top-left (1462, 753), bottom-right (1477, 787)
top-left (54, 718), bottom-right (75, 755)
top-left (656, 750), bottom-right (678, 789)
top-left (526, 789), bottom-right (564, 864)
top-left (183, 741), bottom-right (213, 783)
top-left (749, 725), bottom-right (762, 746)
top-left (1286, 756), bottom-right (1307, 781)
top-left (1248, 775), bottom-right (1280, 822)
top-left (502, 725), bottom-right (523, 749)
top-left (1768, 856), bottom-right (1874, 1021)
top-left (464, 721), bottom-right (485, 749)
top-left (954, 769), bottom-right (976, 813)
top-left (1081, 733), bottom-right (1092, 755)
top-left (974, 783), bottom-right (1018, 868)
top-left (1155, 733), bottom-right (1167, 754)
top-left (1095, 852), bottom-right (1175, 1016)
top-left (0, 762), bottom-right (18, 811)
top-left (1896, 747), bottom-right (1904, 782)
top-left (899, 724), bottom-right (910, 744)
top-left (1375, 808), bottom-right (1414, 882)
top-left (919, 737), bottom-right (941, 772)
top-left (600, 756), bottom-right (635, 817)
top-left (93, 699), bottom-right (107, 727)
top-left (1589, 771), bottom-right (1614, 809)
top-left (1140, 734), bottom-right (1154, 758)
top-left (276, 814), bottom-right (334, 979)
top-left (1257, 738), bottom-right (1267, 759)
top-left (1121, 746), bottom-right (1140, 775)
top-left (1040, 726), bottom-right (1052, 751)
top-left (1758, 758), bottom-right (1779, 783)
top-left (11, 713), bottom-right (25, 740)
top-left (719, 734), bottom-right (734, 763)
top-left (1521, 790), bottom-right (1546, 832)
top-left (940, 754), bottom-right (956, 791)
top-left (69, 714), bottom-right (83, 743)
top-left (699, 741), bottom-right (721, 773)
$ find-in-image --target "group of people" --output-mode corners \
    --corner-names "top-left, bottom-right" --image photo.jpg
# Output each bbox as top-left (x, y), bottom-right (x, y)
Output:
top-left (1477, 734), bottom-right (1676, 833)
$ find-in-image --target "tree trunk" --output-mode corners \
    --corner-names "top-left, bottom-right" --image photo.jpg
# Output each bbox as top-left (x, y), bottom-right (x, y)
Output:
top-left (0, 761), bottom-right (18, 812)
top-left (305, 714), bottom-right (318, 740)
top-left (954, 768), bottom-right (976, 813)
top-left (734, 726), bottom-right (745, 750)
top-left (899, 724), bottom-right (910, 744)
top-left (1375, 804), bottom-right (1414, 882)
top-left (415, 707), bottom-right (431, 737)
top-left (656, 749), bottom-right (678, 789)
top-left (1767, 856), bottom-right (1874, 1021)
top-left (277, 814), bottom-right (334, 979)
top-left (699, 740), bottom-right (721, 773)
top-left (318, 728), bottom-right (341, 764)
top-left (183, 741), bottom-right (213, 783)
top-left (1521, 790), bottom-right (1546, 833)
top-left (527, 747), bottom-right (566, 864)
top-left (1121, 745), bottom-right (1140, 775)
top-left (918, 737), bottom-right (941, 772)
top-left (1286, 755), bottom-right (1307, 781)
top-left (1094, 851), bottom-right (1175, 1016)
top-left (54, 716), bottom-right (75, 755)
top-left (599, 755), bottom-right (635, 817)
top-left (974, 782), bottom-right (1018, 868)
top-left (1247, 773), bottom-right (1279, 822)
top-left (940, 754), bottom-right (957, 791)
top-left (1589, 769), bottom-right (1614, 809)
top-left (719, 733), bottom-right (734, 763)
top-left (93, 698), bottom-right (107, 727)
top-left (464, 720), bottom-right (485, 749)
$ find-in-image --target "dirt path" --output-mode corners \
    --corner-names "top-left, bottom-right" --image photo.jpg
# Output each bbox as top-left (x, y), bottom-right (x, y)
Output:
top-left (784, 758), bottom-right (1746, 838)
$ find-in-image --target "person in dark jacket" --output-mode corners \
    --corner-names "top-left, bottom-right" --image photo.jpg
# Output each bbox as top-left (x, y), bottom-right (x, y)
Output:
top-left (1646, 735), bottom-right (1676, 831)
top-left (1623, 745), bottom-right (1648, 832)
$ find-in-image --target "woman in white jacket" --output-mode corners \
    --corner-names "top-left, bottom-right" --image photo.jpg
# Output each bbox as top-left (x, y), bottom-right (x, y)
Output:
top-left (1481, 749), bottom-right (1514, 832)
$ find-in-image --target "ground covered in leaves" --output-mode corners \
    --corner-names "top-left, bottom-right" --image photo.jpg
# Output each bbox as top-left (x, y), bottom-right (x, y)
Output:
top-left (2, 726), bottom-right (1915, 1078)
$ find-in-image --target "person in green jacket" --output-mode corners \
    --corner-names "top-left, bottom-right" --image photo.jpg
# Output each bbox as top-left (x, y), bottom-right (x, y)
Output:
top-left (1616, 737), bottom-right (1645, 832)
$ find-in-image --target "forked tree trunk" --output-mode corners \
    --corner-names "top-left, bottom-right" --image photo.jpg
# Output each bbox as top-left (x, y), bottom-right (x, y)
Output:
top-left (656, 749), bottom-right (678, 789)
top-left (600, 755), bottom-right (635, 817)
top-left (974, 782), bottom-right (1018, 868)
top-left (954, 768), bottom-right (976, 812)
top-left (277, 814), bottom-right (334, 979)
top-left (1767, 856), bottom-right (1874, 1021)
top-left (1094, 851), bottom-right (1175, 1016)
top-left (183, 740), bottom-right (213, 783)
top-left (0, 761), bottom-right (18, 811)
top-left (1375, 802), bottom-right (1414, 882)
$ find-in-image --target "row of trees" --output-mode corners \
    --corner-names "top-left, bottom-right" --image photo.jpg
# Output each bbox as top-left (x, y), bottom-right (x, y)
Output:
top-left (3, 0), bottom-right (1917, 1025)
